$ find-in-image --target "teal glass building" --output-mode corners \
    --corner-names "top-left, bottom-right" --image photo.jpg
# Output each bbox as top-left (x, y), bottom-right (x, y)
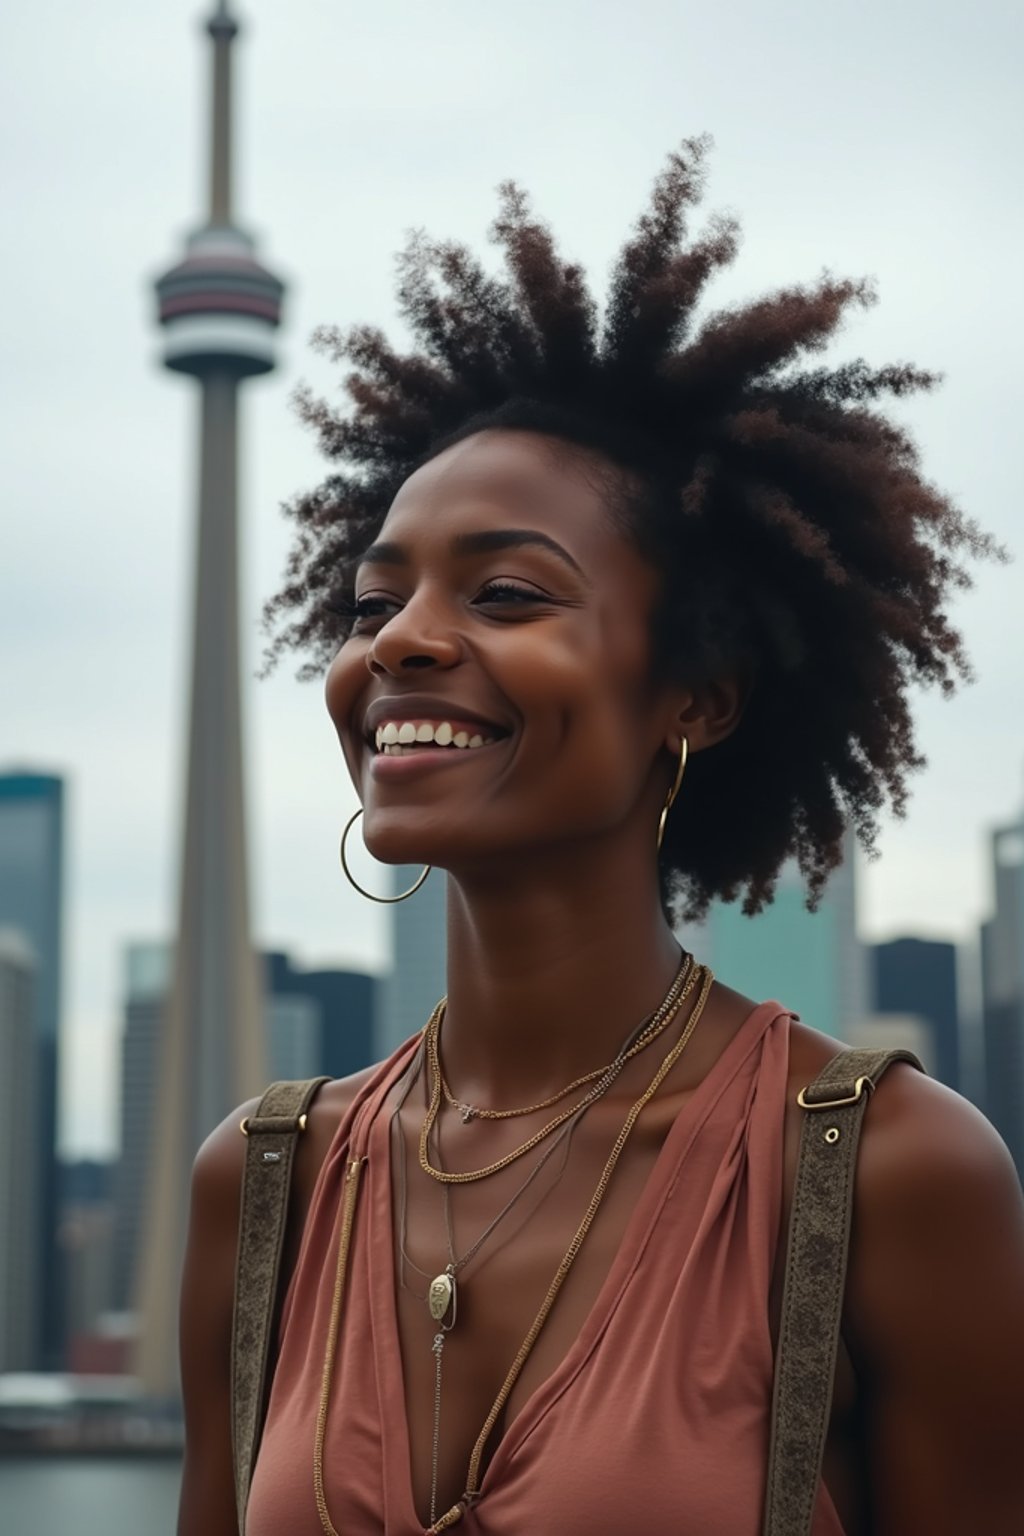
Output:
top-left (682, 832), bottom-right (866, 1040)
top-left (0, 770), bottom-right (65, 1365)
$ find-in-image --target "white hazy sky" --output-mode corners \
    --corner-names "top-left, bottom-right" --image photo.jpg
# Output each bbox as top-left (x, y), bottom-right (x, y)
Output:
top-left (2, 1), bottom-right (1022, 1156)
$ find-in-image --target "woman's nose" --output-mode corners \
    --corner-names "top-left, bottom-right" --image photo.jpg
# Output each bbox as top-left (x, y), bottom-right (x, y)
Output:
top-left (366, 595), bottom-right (462, 677)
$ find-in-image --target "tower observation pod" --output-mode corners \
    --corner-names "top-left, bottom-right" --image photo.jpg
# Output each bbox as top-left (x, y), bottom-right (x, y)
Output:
top-left (137, 1), bottom-right (281, 1398)
top-left (155, 5), bottom-right (284, 376)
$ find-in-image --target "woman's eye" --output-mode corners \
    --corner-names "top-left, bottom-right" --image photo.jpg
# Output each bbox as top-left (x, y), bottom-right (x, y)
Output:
top-left (475, 581), bottom-right (545, 606)
top-left (351, 595), bottom-right (399, 621)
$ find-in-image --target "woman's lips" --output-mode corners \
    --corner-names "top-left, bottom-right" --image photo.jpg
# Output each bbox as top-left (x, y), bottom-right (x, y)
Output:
top-left (367, 736), bottom-right (506, 778)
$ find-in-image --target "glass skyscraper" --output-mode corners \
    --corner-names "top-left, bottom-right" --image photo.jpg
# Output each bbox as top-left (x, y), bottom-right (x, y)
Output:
top-left (871, 937), bottom-right (960, 1092)
top-left (682, 831), bottom-right (866, 1040)
top-left (0, 770), bottom-right (65, 1365)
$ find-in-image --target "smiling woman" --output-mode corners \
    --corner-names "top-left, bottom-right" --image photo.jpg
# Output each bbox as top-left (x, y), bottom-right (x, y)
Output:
top-left (177, 139), bottom-right (1024, 1536)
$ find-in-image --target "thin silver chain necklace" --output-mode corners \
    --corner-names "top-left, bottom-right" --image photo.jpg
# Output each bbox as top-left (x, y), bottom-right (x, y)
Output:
top-left (392, 1057), bottom-right (586, 1524)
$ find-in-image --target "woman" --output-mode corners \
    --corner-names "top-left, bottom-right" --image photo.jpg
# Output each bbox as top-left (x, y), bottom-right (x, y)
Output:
top-left (178, 140), bottom-right (1024, 1534)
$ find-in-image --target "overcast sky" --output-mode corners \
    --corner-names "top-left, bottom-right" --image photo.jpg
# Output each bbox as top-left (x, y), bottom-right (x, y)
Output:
top-left (2, 0), bottom-right (1021, 1155)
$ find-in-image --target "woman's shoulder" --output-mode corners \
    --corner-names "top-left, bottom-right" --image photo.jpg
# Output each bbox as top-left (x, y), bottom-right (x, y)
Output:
top-left (830, 1030), bottom-right (1024, 1523)
top-left (782, 1013), bottom-right (1019, 1227)
top-left (785, 1015), bottom-right (1023, 1369)
top-left (191, 1060), bottom-right (385, 1212)
top-left (292, 1066), bottom-right (384, 1206)
top-left (785, 1013), bottom-right (1015, 1186)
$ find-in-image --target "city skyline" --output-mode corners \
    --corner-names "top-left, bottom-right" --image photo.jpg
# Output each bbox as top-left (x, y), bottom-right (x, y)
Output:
top-left (3, 0), bottom-right (1022, 1155)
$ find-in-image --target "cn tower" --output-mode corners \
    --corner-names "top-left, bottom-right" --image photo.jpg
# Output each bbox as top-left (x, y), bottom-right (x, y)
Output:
top-left (136, 1), bottom-right (281, 1395)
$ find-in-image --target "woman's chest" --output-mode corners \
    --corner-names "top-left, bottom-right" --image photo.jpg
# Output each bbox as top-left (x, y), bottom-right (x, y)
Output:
top-left (392, 1103), bottom-right (675, 1522)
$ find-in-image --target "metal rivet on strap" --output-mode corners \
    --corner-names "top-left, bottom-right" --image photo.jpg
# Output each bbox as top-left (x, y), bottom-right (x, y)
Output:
top-left (824, 1127), bottom-right (840, 1144)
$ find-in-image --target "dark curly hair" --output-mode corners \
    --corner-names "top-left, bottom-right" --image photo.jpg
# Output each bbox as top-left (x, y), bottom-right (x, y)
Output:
top-left (262, 135), bottom-right (1000, 920)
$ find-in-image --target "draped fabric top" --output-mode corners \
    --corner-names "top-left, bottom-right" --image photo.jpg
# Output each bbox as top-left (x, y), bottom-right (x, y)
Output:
top-left (246, 1002), bottom-right (847, 1535)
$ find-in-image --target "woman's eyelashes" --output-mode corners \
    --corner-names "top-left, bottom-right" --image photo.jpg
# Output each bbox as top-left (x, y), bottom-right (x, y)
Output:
top-left (349, 594), bottom-right (400, 622)
top-left (475, 579), bottom-right (548, 606)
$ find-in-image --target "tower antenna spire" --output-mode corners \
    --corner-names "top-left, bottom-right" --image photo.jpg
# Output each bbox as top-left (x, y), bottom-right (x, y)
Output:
top-left (206, 1), bottom-right (240, 225)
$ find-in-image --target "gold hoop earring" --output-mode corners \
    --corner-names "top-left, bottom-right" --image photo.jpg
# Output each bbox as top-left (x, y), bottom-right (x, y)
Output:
top-left (339, 808), bottom-right (431, 904)
top-left (656, 737), bottom-right (688, 853)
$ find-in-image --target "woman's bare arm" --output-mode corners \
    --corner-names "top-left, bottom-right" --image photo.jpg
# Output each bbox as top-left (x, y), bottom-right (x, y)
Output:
top-left (848, 1068), bottom-right (1024, 1532)
top-left (175, 1073), bottom-right (371, 1535)
top-left (176, 1095), bottom-right (259, 1536)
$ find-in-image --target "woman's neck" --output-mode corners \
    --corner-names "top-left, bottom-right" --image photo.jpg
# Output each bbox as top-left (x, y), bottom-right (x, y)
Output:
top-left (439, 846), bottom-right (683, 1109)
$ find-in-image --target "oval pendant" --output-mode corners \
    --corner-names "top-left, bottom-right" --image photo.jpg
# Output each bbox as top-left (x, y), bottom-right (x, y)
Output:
top-left (428, 1271), bottom-right (455, 1323)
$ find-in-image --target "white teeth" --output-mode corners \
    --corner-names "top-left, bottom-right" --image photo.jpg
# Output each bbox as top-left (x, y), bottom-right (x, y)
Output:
top-left (373, 719), bottom-right (499, 753)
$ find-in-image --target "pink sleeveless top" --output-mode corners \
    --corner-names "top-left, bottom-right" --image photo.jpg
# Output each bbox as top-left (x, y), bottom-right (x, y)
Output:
top-left (246, 1003), bottom-right (847, 1535)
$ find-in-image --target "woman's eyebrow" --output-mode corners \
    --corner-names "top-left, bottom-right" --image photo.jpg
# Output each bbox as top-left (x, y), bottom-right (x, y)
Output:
top-left (452, 528), bottom-right (586, 576)
top-left (356, 539), bottom-right (407, 569)
top-left (356, 528), bottom-right (588, 579)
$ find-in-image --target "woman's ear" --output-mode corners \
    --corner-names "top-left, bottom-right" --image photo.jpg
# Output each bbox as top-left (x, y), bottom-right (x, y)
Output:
top-left (667, 668), bottom-right (750, 755)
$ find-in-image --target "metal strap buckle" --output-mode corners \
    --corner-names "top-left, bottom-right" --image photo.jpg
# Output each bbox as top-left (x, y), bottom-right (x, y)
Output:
top-left (239, 1112), bottom-right (308, 1137)
top-left (796, 1075), bottom-right (873, 1111)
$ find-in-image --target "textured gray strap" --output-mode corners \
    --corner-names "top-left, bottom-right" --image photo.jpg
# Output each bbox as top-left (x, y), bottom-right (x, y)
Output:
top-left (763, 1046), bottom-right (923, 1536)
top-left (231, 1076), bottom-right (330, 1534)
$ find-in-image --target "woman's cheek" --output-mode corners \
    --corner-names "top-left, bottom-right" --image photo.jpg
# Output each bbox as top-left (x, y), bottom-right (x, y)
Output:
top-left (324, 644), bottom-right (365, 735)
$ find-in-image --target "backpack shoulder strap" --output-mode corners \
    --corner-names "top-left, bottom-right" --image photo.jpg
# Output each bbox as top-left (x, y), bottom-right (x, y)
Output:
top-left (231, 1075), bottom-right (331, 1534)
top-left (762, 1045), bottom-right (923, 1536)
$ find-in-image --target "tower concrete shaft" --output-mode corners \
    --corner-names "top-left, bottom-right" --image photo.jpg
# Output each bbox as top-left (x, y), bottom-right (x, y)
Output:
top-left (137, 2), bottom-right (282, 1397)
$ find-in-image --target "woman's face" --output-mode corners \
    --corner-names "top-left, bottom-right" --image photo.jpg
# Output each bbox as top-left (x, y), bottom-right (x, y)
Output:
top-left (325, 429), bottom-right (683, 874)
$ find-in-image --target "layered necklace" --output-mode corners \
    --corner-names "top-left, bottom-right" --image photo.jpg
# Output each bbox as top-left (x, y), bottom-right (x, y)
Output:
top-left (418, 949), bottom-right (696, 1185)
top-left (312, 956), bottom-right (714, 1536)
top-left (412, 950), bottom-right (697, 1335)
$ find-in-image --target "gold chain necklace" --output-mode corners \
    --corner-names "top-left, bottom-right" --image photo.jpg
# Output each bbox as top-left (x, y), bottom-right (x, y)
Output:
top-left (395, 1060), bottom-right (580, 1308)
top-left (419, 954), bottom-right (698, 1185)
top-left (438, 955), bottom-right (693, 1123)
top-left (311, 962), bottom-right (714, 1536)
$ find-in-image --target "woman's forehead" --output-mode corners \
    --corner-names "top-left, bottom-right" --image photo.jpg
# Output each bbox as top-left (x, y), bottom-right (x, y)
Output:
top-left (382, 428), bottom-right (624, 550)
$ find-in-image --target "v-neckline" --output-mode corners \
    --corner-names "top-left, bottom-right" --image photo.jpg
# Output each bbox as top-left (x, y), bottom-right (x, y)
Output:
top-left (363, 999), bottom-right (783, 1533)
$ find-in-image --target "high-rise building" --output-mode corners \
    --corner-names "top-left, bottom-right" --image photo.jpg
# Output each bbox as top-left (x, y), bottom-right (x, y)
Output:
top-left (870, 937), bottom-right (960, 1092)
top-left (0, 770), bottom-right (65, 1366)
top-left (377, 867), bottom-right (447, 1058)
top-left (0, 928), bottom-right (40, 1371)
top-left (136, 2), bottom-right (283, 1395)
top-left (266, 993), bottom-right (322, 1083)
top-left (61, 1203), bottom-right (117, 1354)
top-left (112, 944), bottom-right (169, 1311)
top-left (264, 952), bottom-right (376, 1081)
top-left (686, 832), bottom-right (866, 1040)
top-left (980, 808), bottom-right (1024, 1179)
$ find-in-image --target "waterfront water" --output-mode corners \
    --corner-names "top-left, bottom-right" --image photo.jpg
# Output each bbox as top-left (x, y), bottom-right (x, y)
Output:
top-left (0, 1456), bottom-right (181, 1535)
